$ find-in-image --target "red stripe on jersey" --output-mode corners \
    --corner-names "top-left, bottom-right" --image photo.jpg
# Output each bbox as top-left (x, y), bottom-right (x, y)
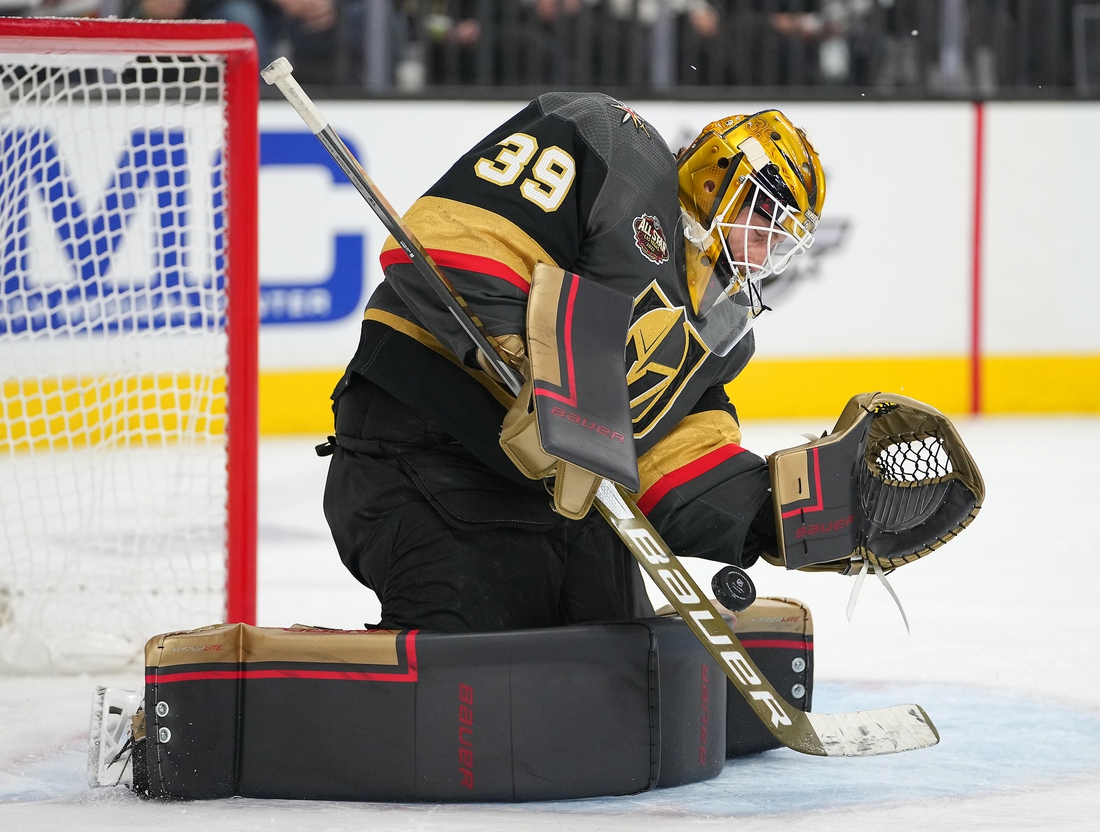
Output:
top-left (636, 443), bottom-right (747, 516)
top-left (379, 247), bottom-right (530, 294)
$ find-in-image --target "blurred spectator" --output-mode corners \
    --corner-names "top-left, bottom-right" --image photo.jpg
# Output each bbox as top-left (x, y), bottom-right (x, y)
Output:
top-left (529, 0), bottom-right (581, 25)
top-left (269, 0), bottom-right (343, 82)
top-left (587, 0), bottom-right (720, 85)
top-left (770, 0), bottom-right (886, 85)
top-left (393, 0), bottom-right (483, 88)
top-left (600, 0), bottom-right (719, 39)
top-left (0, 0), bottom-right (99, 15)
top-left (123, 0), bottom-right (338, 75)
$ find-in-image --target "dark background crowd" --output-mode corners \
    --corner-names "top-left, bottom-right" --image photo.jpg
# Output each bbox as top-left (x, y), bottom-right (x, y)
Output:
top-left (5, 0), bottom-right (1100, 96)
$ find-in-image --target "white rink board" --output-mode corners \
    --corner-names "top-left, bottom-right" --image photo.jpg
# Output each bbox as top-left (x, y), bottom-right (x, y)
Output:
top-left (982, 102), bottom-right (1100, 354)
top-left (256, 100), bottom-right (976, 371)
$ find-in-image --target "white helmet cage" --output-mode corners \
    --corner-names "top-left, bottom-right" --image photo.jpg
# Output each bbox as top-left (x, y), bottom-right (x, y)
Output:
top-left (713, 169), bottom-right (816, 303)
top-left (684, 169), bottom-right (817, 357)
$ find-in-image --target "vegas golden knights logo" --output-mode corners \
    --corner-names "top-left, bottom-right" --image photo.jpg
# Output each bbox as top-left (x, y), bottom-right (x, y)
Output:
top-left (626, 282), bottom-right (709, 437)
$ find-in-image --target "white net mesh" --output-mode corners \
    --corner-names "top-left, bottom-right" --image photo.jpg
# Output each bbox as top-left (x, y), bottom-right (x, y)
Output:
top-left (0, 51), bottom-right (232, 672)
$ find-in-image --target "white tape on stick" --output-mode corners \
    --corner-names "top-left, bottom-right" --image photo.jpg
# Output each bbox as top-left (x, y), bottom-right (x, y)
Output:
top-left (262, 57), bottom-right (328, 134)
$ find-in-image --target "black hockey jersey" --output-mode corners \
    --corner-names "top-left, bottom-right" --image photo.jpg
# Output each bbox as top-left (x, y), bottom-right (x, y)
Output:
top-left (339, 92), bottom-right (773, 566)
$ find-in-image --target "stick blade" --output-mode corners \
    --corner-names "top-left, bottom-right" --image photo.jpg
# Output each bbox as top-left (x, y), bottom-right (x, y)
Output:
top-left (807, 704), bottom-right (939, 757)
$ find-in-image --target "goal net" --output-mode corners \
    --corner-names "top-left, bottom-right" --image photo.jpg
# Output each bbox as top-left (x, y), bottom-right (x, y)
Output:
top-left (0, 19), bottom-right (258, 673)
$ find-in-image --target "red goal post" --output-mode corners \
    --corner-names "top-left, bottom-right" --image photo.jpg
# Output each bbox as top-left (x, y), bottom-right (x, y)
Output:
top-left (0, 18), bottom-right (258, 671)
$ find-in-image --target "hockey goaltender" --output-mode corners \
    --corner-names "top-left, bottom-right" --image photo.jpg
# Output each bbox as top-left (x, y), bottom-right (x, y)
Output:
top-left (92, 85), bottom-right (987, 802)
top-left (318, 92), bottom-right (983, 632)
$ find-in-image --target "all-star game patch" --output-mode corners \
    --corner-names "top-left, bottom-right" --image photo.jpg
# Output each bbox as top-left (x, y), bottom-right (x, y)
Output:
top-left (633, 214), bottom-right (670, 265)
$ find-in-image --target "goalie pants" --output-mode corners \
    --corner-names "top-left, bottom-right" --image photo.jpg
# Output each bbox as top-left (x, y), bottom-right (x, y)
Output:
top-left (323, 376), bottom-right (654, 632)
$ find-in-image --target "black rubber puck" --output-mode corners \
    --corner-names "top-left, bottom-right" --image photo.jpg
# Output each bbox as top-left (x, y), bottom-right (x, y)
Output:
top-left (711, 565), bottom-right (757, 613)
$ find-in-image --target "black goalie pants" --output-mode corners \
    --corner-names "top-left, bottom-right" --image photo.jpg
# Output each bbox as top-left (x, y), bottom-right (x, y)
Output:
top-left (323, 376), bottom-right (653, 632)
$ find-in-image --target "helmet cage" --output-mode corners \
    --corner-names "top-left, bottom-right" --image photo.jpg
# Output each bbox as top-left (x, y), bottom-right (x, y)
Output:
top-left (714, 169), bottom-right (816, 292)
top-left (686, 171), bottom-right (815, 358)
top-left (677, 110), bottom-right (825, 356)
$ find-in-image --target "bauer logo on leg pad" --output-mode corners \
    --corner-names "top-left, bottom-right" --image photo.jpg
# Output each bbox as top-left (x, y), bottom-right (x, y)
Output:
top-left (458, 683), bottom-right (474, 790)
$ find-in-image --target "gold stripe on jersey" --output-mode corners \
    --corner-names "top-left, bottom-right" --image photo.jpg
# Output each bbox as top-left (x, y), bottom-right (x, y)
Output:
top-left (363, 308), bottom-right (514, 408)
top-left (380, 196), bottom-right (557, 286)
top-left (635, 409), bottom-right (744, 497)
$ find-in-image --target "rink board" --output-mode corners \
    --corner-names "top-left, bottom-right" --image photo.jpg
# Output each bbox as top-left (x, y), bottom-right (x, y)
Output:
top-left (253, 100), bottom-right (1100, 425)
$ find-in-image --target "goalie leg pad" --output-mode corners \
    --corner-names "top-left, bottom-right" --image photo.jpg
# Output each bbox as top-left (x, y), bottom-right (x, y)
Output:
top-left (138, 618), bottom-right (729, 801)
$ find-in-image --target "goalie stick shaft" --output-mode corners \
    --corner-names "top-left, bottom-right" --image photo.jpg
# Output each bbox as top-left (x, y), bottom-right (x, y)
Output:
top-left (263, 59), bottom-right (940, 758)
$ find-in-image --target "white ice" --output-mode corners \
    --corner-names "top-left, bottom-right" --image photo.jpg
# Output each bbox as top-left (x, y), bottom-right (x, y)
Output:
top-left (3, 416), bottom-right (1100, 831)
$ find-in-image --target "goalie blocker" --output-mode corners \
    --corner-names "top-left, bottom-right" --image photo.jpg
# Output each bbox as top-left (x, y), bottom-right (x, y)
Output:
top-left (767, 392), bottom-right (985, 575)
top-left (97, 599), bottom-right (813, 801)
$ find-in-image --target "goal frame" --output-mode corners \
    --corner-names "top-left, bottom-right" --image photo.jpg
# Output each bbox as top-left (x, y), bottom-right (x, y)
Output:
top-left (0, 17), bottom-right (259, 626)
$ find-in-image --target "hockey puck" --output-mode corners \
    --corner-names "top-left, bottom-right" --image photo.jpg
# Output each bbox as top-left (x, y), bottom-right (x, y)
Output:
top-left (711, 565), bottom-right (756, 613)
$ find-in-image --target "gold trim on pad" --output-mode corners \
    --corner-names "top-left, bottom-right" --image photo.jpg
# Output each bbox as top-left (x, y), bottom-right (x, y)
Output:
top-left (146, 623), bottom-right (402, 668)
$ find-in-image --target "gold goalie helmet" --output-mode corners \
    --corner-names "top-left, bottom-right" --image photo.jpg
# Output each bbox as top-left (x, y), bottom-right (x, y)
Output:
top-left (677, 110), bottom-right (826, 355)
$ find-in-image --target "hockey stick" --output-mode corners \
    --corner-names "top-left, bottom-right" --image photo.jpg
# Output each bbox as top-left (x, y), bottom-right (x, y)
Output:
top-left (262, 58), bottom-right (939, 757)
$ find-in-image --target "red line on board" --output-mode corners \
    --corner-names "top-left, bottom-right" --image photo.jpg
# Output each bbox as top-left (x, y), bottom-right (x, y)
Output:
top-left (971, 101), bottom-right (985, 415)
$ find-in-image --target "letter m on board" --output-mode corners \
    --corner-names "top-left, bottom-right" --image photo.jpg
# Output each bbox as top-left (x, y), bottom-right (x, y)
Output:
top-left (1, 128), bottom-right (216, 335)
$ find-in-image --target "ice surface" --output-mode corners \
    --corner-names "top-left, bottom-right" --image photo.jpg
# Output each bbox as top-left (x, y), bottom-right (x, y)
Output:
top-left (3, 417), bottom-right (1100, 831)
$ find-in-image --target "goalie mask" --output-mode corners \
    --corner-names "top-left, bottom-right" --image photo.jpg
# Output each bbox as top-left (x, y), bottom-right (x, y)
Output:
top-left (677, 110), bottom-right (825, 355)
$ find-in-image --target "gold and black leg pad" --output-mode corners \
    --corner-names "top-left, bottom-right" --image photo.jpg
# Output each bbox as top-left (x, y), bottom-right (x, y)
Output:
top-left (136, 608), bottom-right (814, 802)
top-left (139, 619), bottom-right (710, 800)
